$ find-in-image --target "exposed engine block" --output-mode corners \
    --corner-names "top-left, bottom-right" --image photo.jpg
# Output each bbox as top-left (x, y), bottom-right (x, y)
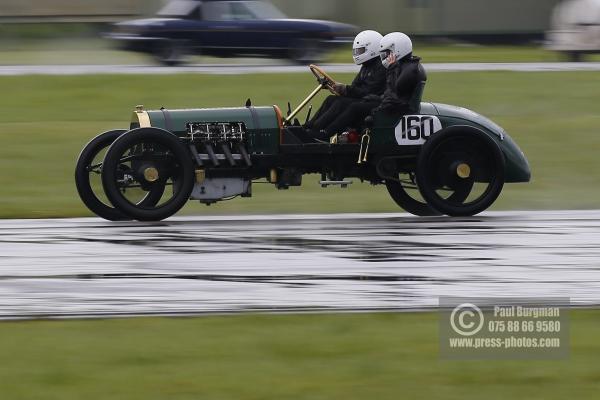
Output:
top-left (185, 121), bottom-right (252, 168)
top-left (186, 121), bottom-right (246, 142)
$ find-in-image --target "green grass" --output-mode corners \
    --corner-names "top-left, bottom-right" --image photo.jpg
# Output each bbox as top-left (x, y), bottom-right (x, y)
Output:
top-left (3, 39), bottom-right (600, 65)
top-left (0, 39), bottom-right (148, 65)
top-left (0, 310), bottom-right (598, 399)
top-left (0, 71), bottom-right (599, 218)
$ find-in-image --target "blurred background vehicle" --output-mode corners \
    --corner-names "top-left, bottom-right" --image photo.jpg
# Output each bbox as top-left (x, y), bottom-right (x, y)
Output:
top-left (0, 0), bottom-right (577, 67)
top-left (107, 0), bottom-right (357, 65)
top-left (546, 0), bottom-right (600, 61)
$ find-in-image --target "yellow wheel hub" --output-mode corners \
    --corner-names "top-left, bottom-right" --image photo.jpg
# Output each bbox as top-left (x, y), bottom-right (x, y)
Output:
top-left (143, 167), bottom-right (159, 182)
top-left (456, 163), bottom-right (471, 179)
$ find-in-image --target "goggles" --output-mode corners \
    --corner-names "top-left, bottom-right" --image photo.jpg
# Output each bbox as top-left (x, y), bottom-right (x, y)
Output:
top-left (352, 47), bottom-right (367, 56)
top-left (380, 49), bottom-right (392, 60)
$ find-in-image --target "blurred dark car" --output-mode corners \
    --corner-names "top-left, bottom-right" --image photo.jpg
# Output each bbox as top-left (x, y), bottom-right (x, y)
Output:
top-left (107, 0), bottom-right (357, 65)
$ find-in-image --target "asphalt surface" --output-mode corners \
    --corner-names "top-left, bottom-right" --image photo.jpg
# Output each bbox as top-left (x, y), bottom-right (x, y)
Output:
top-left (0, 210), bottom-right (599, 319)
top-left (1, 62), bottom-right (600, 76)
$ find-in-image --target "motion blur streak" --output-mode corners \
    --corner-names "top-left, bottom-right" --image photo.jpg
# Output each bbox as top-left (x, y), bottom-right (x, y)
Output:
top-left (2, 63), bottom-right (600, 76)
top-left (0, 211), bottom-right (599, 319)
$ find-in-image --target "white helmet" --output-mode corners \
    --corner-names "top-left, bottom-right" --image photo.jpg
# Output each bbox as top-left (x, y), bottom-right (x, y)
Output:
top-left (352, 30), bottom-right (383, 65)
top-left (379, 32), bottom-right (413, 69)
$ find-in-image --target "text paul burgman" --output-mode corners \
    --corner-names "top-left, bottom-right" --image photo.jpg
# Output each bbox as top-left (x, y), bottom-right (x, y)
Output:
top-left (494, 305), bottom-right (560, 319)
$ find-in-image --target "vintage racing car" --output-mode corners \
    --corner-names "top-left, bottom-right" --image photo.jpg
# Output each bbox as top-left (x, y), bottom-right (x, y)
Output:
top-left (75, 65), bottom-right (531, 221)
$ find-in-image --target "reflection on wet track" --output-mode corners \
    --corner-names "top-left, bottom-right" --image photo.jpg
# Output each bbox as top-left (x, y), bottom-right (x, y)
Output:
top-left (0, 211), bottom-right (599, 319)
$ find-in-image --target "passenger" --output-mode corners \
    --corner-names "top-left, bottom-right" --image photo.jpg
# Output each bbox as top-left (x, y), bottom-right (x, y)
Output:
top-left (318, 32), bottom-right (427, 139)
top-left (306, 30), bottom-right (386, 133)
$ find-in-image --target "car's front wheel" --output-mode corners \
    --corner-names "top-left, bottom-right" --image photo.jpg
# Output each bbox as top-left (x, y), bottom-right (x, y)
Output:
top-left (153, 40), bottom-right (188, 66)
top-left (288, 39), bottom-right (323, 64)
top-left (101, 127), bottom-right (195, 221)
top-left (75, 130), bottom-right (165, 221)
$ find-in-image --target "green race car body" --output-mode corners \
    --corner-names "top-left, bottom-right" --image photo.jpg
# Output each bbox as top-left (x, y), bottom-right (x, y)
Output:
top-left (76, 67), bottom-right (531, 221)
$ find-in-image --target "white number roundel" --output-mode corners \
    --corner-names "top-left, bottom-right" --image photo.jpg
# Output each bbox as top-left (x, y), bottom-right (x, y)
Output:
top-left (395, 115), bottom-right (442, 145)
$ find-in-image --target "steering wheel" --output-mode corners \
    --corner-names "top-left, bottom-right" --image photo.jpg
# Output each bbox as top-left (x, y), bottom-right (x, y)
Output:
top-left (309, 64), bottom-right (338, 95)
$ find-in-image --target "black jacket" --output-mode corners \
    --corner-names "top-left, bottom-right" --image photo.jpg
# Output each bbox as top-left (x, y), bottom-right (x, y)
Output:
top-left (374, 56), bottom-right (427, 113)
top-left (342, 57), bottom-right (387, 99)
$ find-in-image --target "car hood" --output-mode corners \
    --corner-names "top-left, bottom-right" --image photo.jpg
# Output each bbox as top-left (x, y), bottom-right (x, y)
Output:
top-left (114, 17), bottom-right (357, 37)
top-left (270, 19), bottom-right (357, 33)
top-left (116, 18), bottom-right (178, 27)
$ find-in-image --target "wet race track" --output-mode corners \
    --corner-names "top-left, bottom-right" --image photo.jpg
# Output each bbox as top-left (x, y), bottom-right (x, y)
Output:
top-left (0, 210), bottom-right (599, 319)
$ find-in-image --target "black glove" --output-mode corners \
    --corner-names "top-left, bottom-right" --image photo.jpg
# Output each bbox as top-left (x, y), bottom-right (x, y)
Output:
top-left (333, 83), bottom-right (346, 96)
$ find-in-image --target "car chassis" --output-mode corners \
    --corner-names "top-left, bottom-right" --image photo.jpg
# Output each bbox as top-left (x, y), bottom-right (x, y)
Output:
top-left (75, 65), bottom-right (531, 221)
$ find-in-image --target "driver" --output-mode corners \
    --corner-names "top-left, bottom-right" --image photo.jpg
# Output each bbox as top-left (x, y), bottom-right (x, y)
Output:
top-left (305, 30), bottom-right (386, 133)
top-left (317, 32), bottom-right (426, 139)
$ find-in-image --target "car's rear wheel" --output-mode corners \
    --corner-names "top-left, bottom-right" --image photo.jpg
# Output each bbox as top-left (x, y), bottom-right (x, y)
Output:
top-left (385, 173), bottom-right (440, 216)
top-left (416, 128), bottom-right (505, 217)
top-left (101, 127), bottom-right (194, 221)
top-left (75, 130), bottom-right (164, 221)
top-left (566, 51), bottom-right (584, 62)
top-left (385, 172), bottom-right (473, 216)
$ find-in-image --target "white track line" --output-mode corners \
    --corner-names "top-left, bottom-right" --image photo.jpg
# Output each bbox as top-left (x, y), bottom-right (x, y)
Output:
top-left (1, 62), bottom-right (600, 76)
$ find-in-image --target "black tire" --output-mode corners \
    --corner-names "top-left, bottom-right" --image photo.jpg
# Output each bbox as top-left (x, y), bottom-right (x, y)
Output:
top-left (566, 51), bottom-right (583, 62)
top-left (385, 175), bottom-right (473, 216)
top-left (289, 39), bottom-right (323, 64)
top-left (154, 40), bottom-right (187, 66)
top-left (385, 176), bottom-right (440, 216)
top-left (101, 127), bottom-right (194, 222)
top-left (75, 130), bottom-right (130, 221)
top-left (75, 130), bottom-right (166, 221)
top-left (416, 127), bottom-right (505, 217)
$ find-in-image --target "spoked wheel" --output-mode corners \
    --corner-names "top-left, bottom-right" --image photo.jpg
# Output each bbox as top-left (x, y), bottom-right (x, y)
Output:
top-left (101, 127), bottom-right (194, 222)
top-left (75, 130), bottom-right (165, 221)
top-left (416, 128), bottom-right (505, 217)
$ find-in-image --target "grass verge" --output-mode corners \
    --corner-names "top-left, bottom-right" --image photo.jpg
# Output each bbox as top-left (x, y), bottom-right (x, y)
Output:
top-left (0, 71), bottom-right (599, 218)
top-left (0, 310), bottom-right (598, 399)
top-left (2, 39), bottom-right (600, 65)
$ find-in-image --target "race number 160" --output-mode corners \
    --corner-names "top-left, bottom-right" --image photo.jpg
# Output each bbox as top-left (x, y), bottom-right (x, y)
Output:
top-left (395, 115), bottom-right (442, 145)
